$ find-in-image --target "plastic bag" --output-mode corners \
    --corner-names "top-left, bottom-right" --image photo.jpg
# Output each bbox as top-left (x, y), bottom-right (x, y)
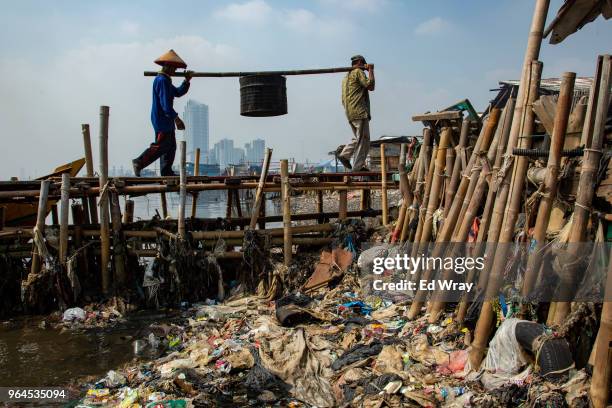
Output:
top-left (62, 307), bottom-right (86, 322)
top-left (482, 318), bottom-right (528, 374)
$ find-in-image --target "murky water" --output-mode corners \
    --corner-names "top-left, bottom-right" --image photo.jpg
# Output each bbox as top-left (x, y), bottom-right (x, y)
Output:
top-left (0, 313), bottom-right (173, 388)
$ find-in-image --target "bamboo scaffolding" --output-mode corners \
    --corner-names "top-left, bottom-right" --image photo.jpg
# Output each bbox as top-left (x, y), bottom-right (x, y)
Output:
top-left (190, 148), bottom-right (200, 219)
top-left (469, 60), bottom-right (544, 368)
top-left (98, 106), bottom-right (111, 295)
top-left (82, 123), bottom-right (98, 224)
top-left (381, 143), bottom-right (389, 225)
top-left (456, 98), bottom-right (516, 323)
top-left (444, 119), bottom-right (470, 217)
top-left (249, 148), bottom-right (272, 229)
top-left (59, 173), bottom-right (70, 264)
top-left (402, 128), bottom-right (432, 242)
top-left (552, 55), bottom-right (611, 325)
top-left (521, 72), bottom-right (575, 297)
top-left (281, 160), bottom-right (292, 266)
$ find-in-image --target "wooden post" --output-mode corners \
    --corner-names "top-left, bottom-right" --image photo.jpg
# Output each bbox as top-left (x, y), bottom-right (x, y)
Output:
top-left (51, 205), bottom-right (59, 225)
top-left (553, 55), bottom-right (611, 324)
top-left (98, 105), bottom-right (111, 295)
top-left (470, 60), bottom-right (544, 369)
top-left (110, 191), bottom-right (126, 286)
top-left (521, 72), bottom-right (575, 296)
top-left (234, 188), bottom-right (243, 218)
top-left (249, 148), bottom-right (273, 229)
top-left (317, 190), bottom-right (324, 224)
top-left (123, 199), bottom-right (134, 224)
top-left (30, 180), bottom-right (51, 275)
top-left (178, 140), bottom-right (187, 239)
top-left (380, 143), bottom-right (388, 225)
top-left (258, 196), bottom-right (266, 230)
top-left (191, 147), bottom-right (200, 219)
top-left (339, 176), bottom-right (348, 220)
top-left (82, 124), bottom-right (99, 224)
top-left (281, 159), bottom-right (292, 266)
top-left (71, 203), bottom-right (88, 279)
top-left (59, 173), bottom-right (70, 264)
top-left (226, 190), bottom-right (233, 219)
top-left (160, 191), bottom-right (168, 219)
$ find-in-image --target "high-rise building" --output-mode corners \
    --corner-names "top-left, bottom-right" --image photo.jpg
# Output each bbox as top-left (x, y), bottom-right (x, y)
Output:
top-left (184, 100), bottom-right (209, 163)
top-left (210, 138), bottom-right (245, 170)
top-left (244, 138), bottom-right (265, 164)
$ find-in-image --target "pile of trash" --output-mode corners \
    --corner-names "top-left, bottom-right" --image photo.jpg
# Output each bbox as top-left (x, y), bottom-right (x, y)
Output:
top-left (73, 254), bottom-right (590, 407)
top-left (48, 297), bottom-right (135, 330)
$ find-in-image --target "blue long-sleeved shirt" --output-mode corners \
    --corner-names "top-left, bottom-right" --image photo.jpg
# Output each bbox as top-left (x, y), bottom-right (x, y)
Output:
top-left (151, 73), bottom-right (190, 133)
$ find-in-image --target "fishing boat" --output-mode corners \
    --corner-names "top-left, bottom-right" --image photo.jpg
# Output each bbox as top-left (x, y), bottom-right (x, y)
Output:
top-left (2, 158), bottom-right (86, 227)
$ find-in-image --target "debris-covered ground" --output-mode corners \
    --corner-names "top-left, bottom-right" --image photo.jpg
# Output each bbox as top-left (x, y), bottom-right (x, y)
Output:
top-left (71, 237), bottom-right (592, 408)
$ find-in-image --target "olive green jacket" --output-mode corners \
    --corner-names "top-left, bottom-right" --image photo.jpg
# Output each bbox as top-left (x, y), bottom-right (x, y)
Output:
top-left (342, 68), bottom-right (373, 121)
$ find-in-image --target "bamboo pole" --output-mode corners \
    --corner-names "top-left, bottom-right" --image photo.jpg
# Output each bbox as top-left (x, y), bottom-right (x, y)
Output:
top-left (30, 180), bottom-right (51, 275)
top-left (82, 123), bottom-right (98, 224)
top-left (144, 66), bottom-right (355, 78)
top-left (258, 197), bottom-right (266, 229)
top-left (281, 159), bottom-right (292, 266)
top-left (51, 205), bottom-right (58, 225)
top-left (98, 106), bottom-right (111, 295)
top-left (190, 148), bottom-right (200, 219)
top-left (160, 190), bottom-right (168, 219)
top-left (178, 141), bottom-right (187, 239)
top-left (443, 134), bottom-right (456, 213)
top-left (590, 247), bottom-right (612, 408)
top-left (71, 203), bottom-right (88, 280)
top-left (249, 147), bottom-right (272, 229)
top-left (380, 144), bottom-right (388, 225)
top-left (469, 60), bottom-right (544, 369)
top-left (317, 190), bottom-right (324, 224)
top-left (226, 190), bottom-right (233, 219)
top-left (59, 173), bottom-right (70, 264)
top-left (193, 223), bottom-right (333, 239)
top-left (553, 55), bottom-right (611, 324)
top-left (110, 191), bottom-right (126, 286)
top-left (393, 144), bottom-right (409, 242)
top-left (521, 72), bottom-right (575, 297)
top-left (408, 116), bottom-right (497, 320)
top-left (339, 176), bottom-right (348, 220)
top-left (444, 120), bottom-right (470, 217)
top-left (403, 128), bottom-right (432, 242)
top-left (427, 110), bottom-right (502, 322)
top-left (123, 199), bottom-right (134, 224)
top-left (0, 206), bottom-right (4, 231)
top-left (411, 144), bottom-right (437, 248)
top-left (456, 98), bottom-right (516, 323)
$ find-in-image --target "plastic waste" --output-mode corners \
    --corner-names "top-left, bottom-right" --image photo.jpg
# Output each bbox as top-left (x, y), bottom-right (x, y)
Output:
top-left (148, 333), bottom-right (160, 348)
top-left (104, 370), bottom-right (126, 388)
top-left (63, 307), bottom-right (86, 322)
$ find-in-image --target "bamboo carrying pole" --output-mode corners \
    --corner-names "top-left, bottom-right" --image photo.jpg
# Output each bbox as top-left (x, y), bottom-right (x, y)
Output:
top-left (249, 148), bottom-right (273, 229)
top-left (178, 141), bottom-right (187, 238)
top-left (553, 55), bottom-right (611, 325)
top-left (144, 66), bottom-right (355, 78)
top-left (30, 180), bottom-right (51, 275)
top-left (82, 124), bottom-right (99, 225)
top-left (521, 72), bottom-right (575, 297)
top-left (59, 173), bottom-right (70, 264)
top-left (470, 60), bottom-right (544, 368)
top-left (98, 106), bottom-right (111, 295)
top-left (191, 148), bottom-right (200, 219)
top-left (380, 144), bottom-right (388, 225)
top-left (281, 159), bottom-right (292, 266)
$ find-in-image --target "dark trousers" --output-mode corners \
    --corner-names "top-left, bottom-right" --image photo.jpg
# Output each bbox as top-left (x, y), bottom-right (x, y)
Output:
top-left (135, 131), bottom-right (176, 176)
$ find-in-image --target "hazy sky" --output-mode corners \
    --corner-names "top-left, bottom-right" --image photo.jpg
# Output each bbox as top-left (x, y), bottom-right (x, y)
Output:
top-left (1, 0), bottom-right (610, 178)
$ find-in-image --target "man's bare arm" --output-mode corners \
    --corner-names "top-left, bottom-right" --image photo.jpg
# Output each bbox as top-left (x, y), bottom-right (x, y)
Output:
top-left (366, 64), bottom-right (375, 91)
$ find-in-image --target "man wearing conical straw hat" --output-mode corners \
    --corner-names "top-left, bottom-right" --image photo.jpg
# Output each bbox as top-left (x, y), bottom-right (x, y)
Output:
top-left (133, 49), bottom-right (192, 177)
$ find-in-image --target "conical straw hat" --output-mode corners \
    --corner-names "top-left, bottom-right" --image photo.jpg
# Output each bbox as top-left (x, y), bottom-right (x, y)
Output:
top-left (154, 49), bottom-right (187, 68)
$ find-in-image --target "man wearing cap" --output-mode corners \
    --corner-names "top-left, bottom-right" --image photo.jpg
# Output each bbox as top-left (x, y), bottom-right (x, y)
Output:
top-left (133, 49), bottom-right (192, 177)
top-left (338, 54), bottom-right (375, 171)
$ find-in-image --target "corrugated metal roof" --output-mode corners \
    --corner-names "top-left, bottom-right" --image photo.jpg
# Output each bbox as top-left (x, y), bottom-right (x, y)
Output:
top-left (499, 76), bottom-right (593, 92)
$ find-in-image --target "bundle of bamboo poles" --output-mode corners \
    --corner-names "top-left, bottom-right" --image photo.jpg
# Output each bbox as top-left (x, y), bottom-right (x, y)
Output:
top-left (381, 34), bottom-right (610, 408)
